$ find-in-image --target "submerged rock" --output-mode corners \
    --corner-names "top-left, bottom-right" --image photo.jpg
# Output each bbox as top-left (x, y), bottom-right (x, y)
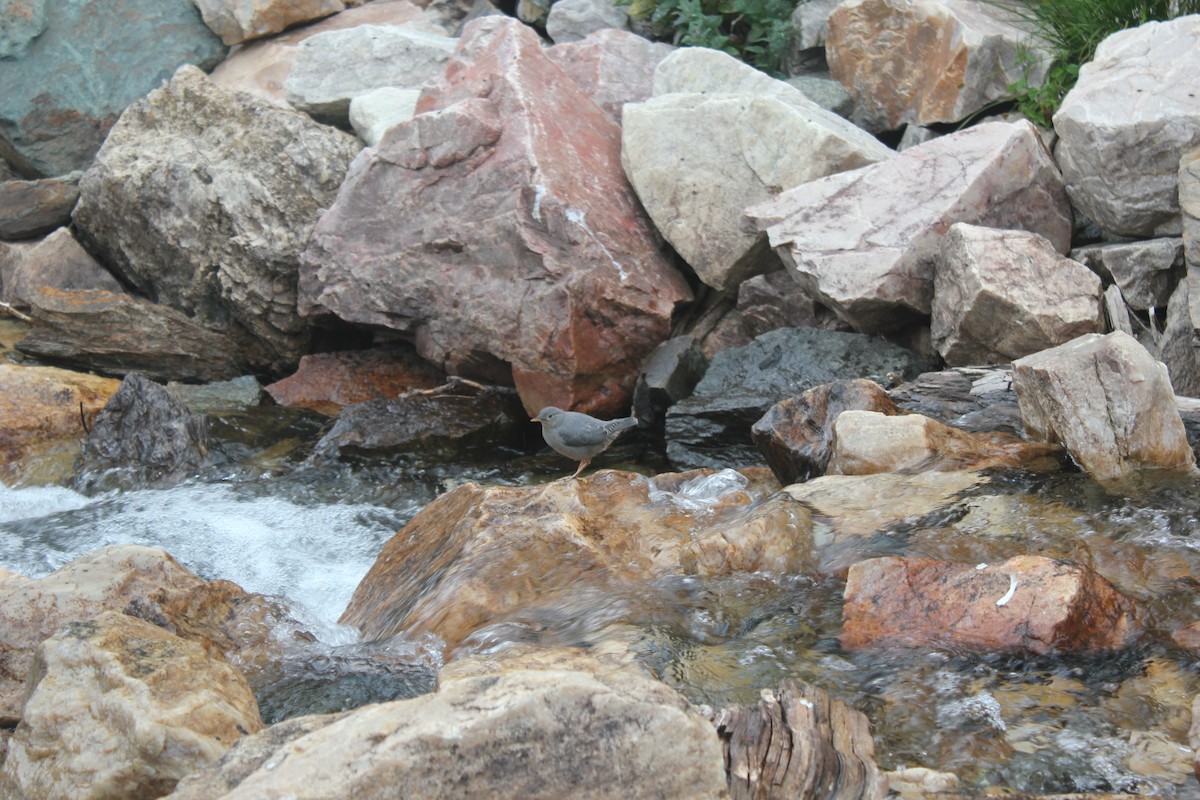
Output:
top-left (840, 554), bottom-right (1143, 655)
top-left (1, 611), bottom-right (263, 800)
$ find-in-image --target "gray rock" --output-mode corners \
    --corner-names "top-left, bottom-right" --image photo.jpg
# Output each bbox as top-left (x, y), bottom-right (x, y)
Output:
top-left (1012, 331), bottom-right (1196, 483)
top-left (0, 0), bottom-right (226, 176)
top-left (665, 327), bottom-right (923, 469)
top-left (889, 365), bottom-right (1023, 435)
top-left (932, 223), bottom-right (1104, 365)
top-left (1180, 148), bottom-right (1200, 328)
top-left (747, 120), bottom-right (1071, 333)
top-left (1053, 16), bottom-right (1200, 237)
top-left (785, 74), bottom-right (854, 118)
top-left (897, 123), bottom-right (938, 151)
top-left (545, 28), bottom-right (673, 124)
top-left (0, 0), bottom-right (47, 59)
top-left (828, 0), bottom-right (1050, 132)
top-left (1072, 238), bottom-right (1185, 311)
top-left (0, 172), bottom-right (81, 240)
top-left (1155, 274), bottom-right (1200, 398)
top-left (546, 0), bottom-right (629, 43)
top-left (72, 65), bottom-right (361, 375)
top-left (791, 0), bottom-right (842, 50)
top-left (74, 373), bottom-right (210, 493)
top-left (194, 0), bottom-right (346, 45)
top-left (17, 288), bottom-right (249, 383)
top-left (165, 375), bottom-right (265, 415)
top-left (622, 90), bottom-right (889, 293)
top-left (1, 227), bottom-right (121, 307)
top-left (166, 664), bottom-right (726, 800)
top-left (1104, 284), bottom-right (1134, 336)
top-left (298, 17), bottom-right (690, 416)
top-left (632, 335), bottom-right (707, 437)
top-left (284, 25), bottom-right (457, 125)
top-left (349, 87), bottom-right (421, 146)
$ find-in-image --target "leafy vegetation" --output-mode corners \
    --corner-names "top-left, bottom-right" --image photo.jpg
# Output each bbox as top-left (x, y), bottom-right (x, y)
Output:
top-left (999, 0), bottom-right (1200, 127)
top-left (622, 0), bottom-right (795, 75)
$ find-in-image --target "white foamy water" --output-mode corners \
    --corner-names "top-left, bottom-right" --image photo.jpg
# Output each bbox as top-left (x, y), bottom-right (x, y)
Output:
top-left (0, 481), bottom-right (404, 628)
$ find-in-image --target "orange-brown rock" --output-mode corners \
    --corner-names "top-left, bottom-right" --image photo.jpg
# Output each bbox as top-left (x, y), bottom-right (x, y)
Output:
top-left (840, 554), bottom-right (1142, 655)
top-left (752, 379), bottom-right (903, 485)
top-left (264, 346), bottom-right (446, 415)
top-left (340, 469), bottom-right (813, 651)
top-left (0, 363), bottom-right (119, 481)
top-left (827, 409), bottom-right (1064, 475)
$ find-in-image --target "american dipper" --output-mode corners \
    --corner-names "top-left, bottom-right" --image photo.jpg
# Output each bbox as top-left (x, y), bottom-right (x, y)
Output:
top-left (532, 406), bottom-right (638, 478)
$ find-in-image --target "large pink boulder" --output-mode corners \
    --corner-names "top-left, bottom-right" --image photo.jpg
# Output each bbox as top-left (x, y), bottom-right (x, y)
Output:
top-left (299, 17), bottom-right (689, 415)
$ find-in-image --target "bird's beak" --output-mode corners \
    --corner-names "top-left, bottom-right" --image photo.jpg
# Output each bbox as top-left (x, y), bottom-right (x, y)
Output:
top-left (531, 417), bottom-right (542, 423)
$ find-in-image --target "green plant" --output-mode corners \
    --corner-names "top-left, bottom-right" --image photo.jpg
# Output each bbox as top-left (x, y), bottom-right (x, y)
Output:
top-left (623, 0), bottom-right (795, 76)
top-left (996, 0), bottom-right (1200, 127)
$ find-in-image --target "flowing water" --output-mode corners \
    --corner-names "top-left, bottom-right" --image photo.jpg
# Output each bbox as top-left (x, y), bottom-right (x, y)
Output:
top-left (3, 397), bottom-right (1200, 796)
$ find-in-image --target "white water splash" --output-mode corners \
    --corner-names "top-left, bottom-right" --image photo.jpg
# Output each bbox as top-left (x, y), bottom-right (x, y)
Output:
top-left (647, 469), bottom-right (749, 514)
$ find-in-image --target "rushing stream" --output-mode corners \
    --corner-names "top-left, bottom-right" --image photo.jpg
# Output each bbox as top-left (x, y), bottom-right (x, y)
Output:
top-left (4, 400), bottom-right (1200, 796)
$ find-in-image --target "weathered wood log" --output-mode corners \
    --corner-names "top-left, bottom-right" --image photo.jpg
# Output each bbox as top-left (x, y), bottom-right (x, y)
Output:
top-left (714, 679), bottom-right (886, 800)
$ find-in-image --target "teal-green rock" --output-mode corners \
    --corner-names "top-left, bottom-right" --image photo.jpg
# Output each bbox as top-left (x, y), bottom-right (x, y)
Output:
top-left (0, 0), bottom-right (227, 177)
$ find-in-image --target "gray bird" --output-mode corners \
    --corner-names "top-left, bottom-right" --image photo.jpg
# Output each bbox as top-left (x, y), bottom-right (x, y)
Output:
top-left (532, 406), bottom-right (638, 478)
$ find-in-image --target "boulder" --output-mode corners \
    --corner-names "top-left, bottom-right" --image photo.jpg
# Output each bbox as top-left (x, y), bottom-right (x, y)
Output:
top-left (1, 611), bottom-right (263, 800)
top-left (665, 328), bottom-right (922, 470)
top-left (840, 554), bottom-right (1143, 654)
top-left (348, 87), bottom-right (421, 146)
top-left (621, 90), bottom-right (889, 292)
top-left (827, 409), bottom-right (1064, 475)
top-left (193, 0), bottom-right (346, 45)
top-left (1, 228), bottom-right (121, 307)
top-left (165, 663), bottom-right (726, 799)
top-left (747, 120), bottom-right (1072, 333)
top-left (0, 363), bottom-right (119, 482)
top-left (1071, 238), bottom-right (1185, 312)
top-left (786, 74), bottom-right (854, 118)
top-left (72, 65), bottom-right (361, 375)
top-left (16, 288), bottom-right (249, 383)
top-left (340, 469), bottom-right (808, 649)
top-left (751, 378), bottom-right (904, 485)
top-left (1012, 331), bottom-right (1197, 483)
top-left (74, 373), bottom-right (209, 493)
top-left (1053, 16), bottom-right (1200, 237)
top-left (1183, 149), bottom-right (1200, 340)
top-left (0, 0), bottom-right (226, 177)
top-left (932, 223), bottom-right (1105, 365)
top-left (208, 1), bottom-right (447, 107)
top-left (309, 379), bottom-right (527, 461)
top-left (265, 345), bottom-right (446, 415)
top-left (826, 0), bottom-right (1050, 132)
top-left (889, 365), bottom-right (1023, 435)
top-left (545, 0), bottom-right (629, 43)
top-left (284, 25), bottom-right (457, 125)
top-left (0, 173), bottom-right (81, 240)
top-left (164, 375), bottom-right (264, 415)
top-left (791, 0), bottom-right (843, 50)
top-left (699, 269), bottom-right (850, 356)
top-left (1147, 272), bottom-right (1200, 399)
top-left (631, 335), bottom-right (707, 438)
top-left (299, 17), bottom-right (690, 416)
top-left (545, 28), bottom-right (673, 124)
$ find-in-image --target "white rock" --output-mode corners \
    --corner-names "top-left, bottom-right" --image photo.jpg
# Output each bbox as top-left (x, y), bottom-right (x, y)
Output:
top-left (1071, 238), bottom-right (1184, 311)
top-left (349, 86), bottom-right (420, 146)
top-left (792, 0), bottom-right (844, 50)
top-left (1181, 148), bottom-right (1200, 329)
top-left (1054, 16), bottom-right (1200, 237)
top-left (545, 0), bottom-right (629, 43)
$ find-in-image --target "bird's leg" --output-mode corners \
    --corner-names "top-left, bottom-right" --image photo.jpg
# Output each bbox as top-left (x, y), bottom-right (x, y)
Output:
top-left (571, 459), bottom-right (591, 479)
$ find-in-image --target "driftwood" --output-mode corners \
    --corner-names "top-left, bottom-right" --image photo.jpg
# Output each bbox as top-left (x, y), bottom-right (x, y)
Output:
top-left (715, 680), bottom-right (886, 800)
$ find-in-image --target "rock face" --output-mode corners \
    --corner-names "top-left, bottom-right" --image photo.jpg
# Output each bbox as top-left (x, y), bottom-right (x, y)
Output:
top-left (17, 288), bottom-right (249, 383)
top-left (74, 373), bottom-right (209, 493)
top-left (265, 346), bottom-right (445, 415)
top-left (72, 65), bottom-right (361, 375)
top-left (747, 121), bottom-right (1071, 333)
top-left (0, 0), bottom-right (227, 177)
top-left (665, 328), bottom-right (923, 470)
top-left (283, 25), bottom-right (457, 125)
top-left (751, 378), bottom-right (902, 485)
top-left (341, 470), bottom-right (810, 649)
top-left (299, 17), bottom-right (690, 416)
top-left (622, 89), bottom-right (890, 292)
top-left (545, 28), bottom-right (673, 124)
top-left (2, 611), bottom-right (262, 800)
top-left (826, 0), bottom-right (1049, 132)
top-left (1054, 16), bottom-right (1200, 237)
top-left (1013, 331), bottom-right (1197, 483)
top-left (0, 174), bottom-right (81, 240)
top-left (932, 223), bottom-right (1105, 365)
top-left (840, 555), bottom-right (1142, 655)
top-left (0, 364), bottom-right (119, 481)
top-left (193, 0), bottom-right (346, 45)
top-left (165, 664), bottom-right (726, 800)
top-left (827, 409), bottom-right (1064, 475)
top-left (0, 228), bottom-right (121, 307)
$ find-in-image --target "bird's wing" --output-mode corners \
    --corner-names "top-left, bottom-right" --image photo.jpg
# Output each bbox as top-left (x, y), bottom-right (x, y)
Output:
top-left (555, 421), bottom-right (609, 448)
